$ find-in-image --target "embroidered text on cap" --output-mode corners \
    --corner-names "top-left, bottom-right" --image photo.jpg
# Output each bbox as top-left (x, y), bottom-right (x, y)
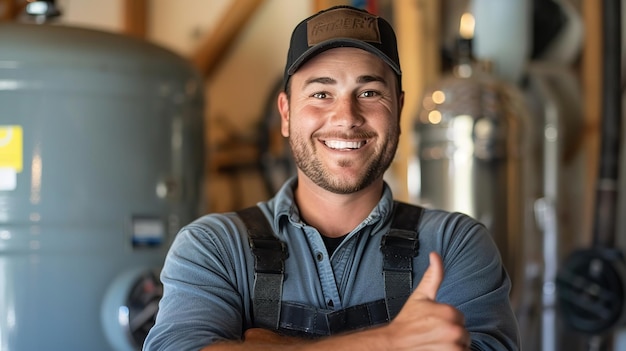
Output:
top-left (306, 7), bottom-right (381, 47)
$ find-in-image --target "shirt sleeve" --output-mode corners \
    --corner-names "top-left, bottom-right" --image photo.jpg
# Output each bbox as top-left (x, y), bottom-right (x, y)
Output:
top-left (424, 210), bottom-right (521, 350)
top-left (143, 215), bottom-right (254, 351)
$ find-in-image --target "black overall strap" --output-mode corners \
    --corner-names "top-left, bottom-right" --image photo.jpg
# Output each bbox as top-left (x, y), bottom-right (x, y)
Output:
top-left (380, 201), bottom-right (423, 319)
top-left (236, 206), bottom-right (287, 330)
top-left (238, 201), bottom-right (423, 335)
top-left (278, 299), bottom-right (390, 337)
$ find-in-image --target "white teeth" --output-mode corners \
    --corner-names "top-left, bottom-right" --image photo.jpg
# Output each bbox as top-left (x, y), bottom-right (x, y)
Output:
top-left (324, 140), bottom-right (365, 149)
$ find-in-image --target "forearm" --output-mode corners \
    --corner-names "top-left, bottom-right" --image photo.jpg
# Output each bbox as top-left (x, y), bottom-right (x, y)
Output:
top-left (202, 253), bottom-right (472, 351)
top-left (300, 326), bottom-right (391, 350)
top-left (199, 327), bottom-right (391, 351)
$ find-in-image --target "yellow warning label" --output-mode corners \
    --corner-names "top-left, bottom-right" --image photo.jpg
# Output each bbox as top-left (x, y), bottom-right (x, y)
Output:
top-left (0, 126), bottom-right (23, 172)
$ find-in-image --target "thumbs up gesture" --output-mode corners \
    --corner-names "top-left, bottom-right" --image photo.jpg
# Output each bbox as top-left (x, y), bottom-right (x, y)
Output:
top-left (385, 252), bottom-right (471, 350)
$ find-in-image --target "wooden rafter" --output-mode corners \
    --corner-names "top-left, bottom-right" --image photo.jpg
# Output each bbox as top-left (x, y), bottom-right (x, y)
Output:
top-left (313, 0), bottom-right (348, 12)
top-left (0, 0), bottom-right (26, 21)
top-left (123, 0), bottom-right (148, 39)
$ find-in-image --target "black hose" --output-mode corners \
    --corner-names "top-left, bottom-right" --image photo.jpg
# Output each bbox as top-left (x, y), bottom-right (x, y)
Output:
top-left (593, 0), bottom-right (622, 247)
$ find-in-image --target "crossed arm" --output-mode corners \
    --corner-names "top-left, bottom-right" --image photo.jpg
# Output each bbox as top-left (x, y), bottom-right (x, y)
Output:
top-left (200, 253), bottom-right (471, 351)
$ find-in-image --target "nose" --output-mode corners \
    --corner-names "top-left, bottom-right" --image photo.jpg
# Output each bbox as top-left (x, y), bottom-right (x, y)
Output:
top-left (329, 95), bottom-right (364, 128)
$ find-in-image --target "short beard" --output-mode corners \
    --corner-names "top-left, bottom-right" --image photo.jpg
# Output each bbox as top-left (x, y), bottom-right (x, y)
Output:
top-left (289, 127), bottom-right (399, 194)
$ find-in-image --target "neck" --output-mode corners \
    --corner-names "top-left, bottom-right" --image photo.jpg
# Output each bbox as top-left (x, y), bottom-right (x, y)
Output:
top-left (294, 176), bottom-right (384, 238)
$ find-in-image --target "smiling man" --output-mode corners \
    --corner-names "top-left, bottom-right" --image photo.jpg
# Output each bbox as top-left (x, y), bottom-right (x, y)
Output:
top-left (143, 6), bottom-right (520, 351)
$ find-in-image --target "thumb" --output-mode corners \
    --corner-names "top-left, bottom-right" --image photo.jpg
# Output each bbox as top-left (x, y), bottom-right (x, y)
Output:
top-left (413, 252), bottom-right (444, 301)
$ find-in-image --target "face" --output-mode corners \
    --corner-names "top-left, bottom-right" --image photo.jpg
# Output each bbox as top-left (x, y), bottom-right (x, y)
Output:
top-left (278, 47), bottom-right (404, 194)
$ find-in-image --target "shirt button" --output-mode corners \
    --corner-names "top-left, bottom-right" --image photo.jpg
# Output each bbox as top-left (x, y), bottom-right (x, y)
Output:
top-left (316, 252), bottom-right (324, 261)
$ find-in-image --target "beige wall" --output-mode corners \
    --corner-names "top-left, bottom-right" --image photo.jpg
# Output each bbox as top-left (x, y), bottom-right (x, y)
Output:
top-left (56, 0), bottom-right (123, 32)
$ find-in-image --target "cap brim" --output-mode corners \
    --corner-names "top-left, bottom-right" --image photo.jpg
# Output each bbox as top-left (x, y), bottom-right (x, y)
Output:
top-left (286, 38), bottom-right (402, 77)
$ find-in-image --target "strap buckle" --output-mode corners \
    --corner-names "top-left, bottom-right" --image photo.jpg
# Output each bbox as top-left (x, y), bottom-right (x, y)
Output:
top-left (380, 229), bottom-right (419, 271)
top-left (249, 237), bottom-right (287, 273)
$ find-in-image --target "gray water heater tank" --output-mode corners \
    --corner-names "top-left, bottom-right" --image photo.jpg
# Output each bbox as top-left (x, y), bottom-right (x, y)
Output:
top-left (0, 22), bottom-right (205, 350)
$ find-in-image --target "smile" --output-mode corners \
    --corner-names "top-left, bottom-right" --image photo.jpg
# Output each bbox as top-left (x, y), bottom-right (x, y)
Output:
top-left (323, 140), bottom-right (366, 150)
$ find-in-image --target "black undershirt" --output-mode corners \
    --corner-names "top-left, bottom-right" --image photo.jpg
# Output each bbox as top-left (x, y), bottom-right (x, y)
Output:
top-left (321, 234), bottom-right (348, 256)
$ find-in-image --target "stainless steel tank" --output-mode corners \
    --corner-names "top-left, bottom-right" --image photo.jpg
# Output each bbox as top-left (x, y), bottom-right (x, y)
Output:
top-left (413, 60), bottom-right (533, 308)
top-left (0, 22), bottom-right (204, 351)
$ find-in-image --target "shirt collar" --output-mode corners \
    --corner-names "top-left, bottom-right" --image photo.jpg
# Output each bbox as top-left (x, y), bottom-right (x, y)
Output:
top-left (266, 177), bottom-right (396, 236)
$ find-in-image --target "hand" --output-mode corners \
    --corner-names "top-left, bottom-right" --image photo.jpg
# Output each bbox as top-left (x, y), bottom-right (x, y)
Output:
top-left (385, 252), bottom-right (471, 350)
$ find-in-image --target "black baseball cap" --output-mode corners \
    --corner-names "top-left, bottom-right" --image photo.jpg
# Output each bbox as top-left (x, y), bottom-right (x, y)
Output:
top-left (283, 5), bottom-right (402, 90)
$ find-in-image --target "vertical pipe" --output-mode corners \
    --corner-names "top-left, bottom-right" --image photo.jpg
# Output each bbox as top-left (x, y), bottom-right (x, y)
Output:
top-left (532, 76), bottom-right (560, 351)
top-left (593, 0), bottom-right (621, 248)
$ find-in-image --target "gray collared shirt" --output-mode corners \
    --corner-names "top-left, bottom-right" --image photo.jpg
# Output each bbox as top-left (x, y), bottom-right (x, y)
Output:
top-left (144, 178), bottom-right (520, 350)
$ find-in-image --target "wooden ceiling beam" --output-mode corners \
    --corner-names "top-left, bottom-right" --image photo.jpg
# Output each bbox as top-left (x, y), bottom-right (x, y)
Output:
top-left (313, 0), bottom-right (348, 12)
top-left (191, 0), bottom-right (265, 78)
top-left (0, 0), bottom-right (25, 21)
top-left (123, 0), bottom-right (148, 39)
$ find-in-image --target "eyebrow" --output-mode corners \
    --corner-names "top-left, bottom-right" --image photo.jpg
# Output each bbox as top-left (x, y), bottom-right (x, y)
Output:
top-left (303, 76), bottom-right (336, 87)
top-left (357, 75), bottom-right (387, 86)
top-left (303, 75), bottom-right (388, 88)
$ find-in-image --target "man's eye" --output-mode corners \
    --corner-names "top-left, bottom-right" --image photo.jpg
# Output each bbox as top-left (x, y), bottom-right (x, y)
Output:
top-left (312, 92), bottom-right (327, 99)
top-left (359, 90), bottom-right (378, 98)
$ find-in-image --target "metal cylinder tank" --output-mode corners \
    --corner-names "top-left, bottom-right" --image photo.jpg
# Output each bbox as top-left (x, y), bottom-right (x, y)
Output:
top-left (413, 61), bottom-right (533, 307)
top-left (0, 22), bottom-right (205, 351)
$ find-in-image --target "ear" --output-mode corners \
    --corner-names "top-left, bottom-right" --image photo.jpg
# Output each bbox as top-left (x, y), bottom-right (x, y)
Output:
top-left (398, 91), bottom-right (405, 122)
top-left (278, 92), bottom-right (290, 137)
top-left (398, 91), bottom-right (405, 133)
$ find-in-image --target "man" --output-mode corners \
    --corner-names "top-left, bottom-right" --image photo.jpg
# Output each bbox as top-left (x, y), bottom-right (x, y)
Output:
top-left (144, 5), bottom-right (520, 351)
